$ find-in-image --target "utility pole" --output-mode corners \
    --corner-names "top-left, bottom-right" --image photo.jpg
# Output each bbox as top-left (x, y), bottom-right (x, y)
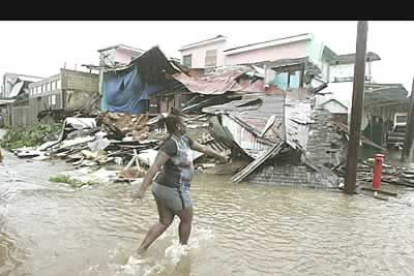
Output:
top-left (401, 77), bottom-right (414, 162)
top-left (345, 21), bottom-right (368, 194)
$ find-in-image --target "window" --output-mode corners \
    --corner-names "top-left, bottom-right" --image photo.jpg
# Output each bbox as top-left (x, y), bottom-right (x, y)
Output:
top-left (183, 54), bottom-right (192, 67)
top-left (47, 82), bottom-right (51, 91)
top-left (396, 115), bottom-right (407, 124)
top-left (52, 81), bottom-right (57, 90)
top-left (274, 72), bottom-right (289, 91)
top-left (321, 61), bottom-right (330, 82)
top-left (271, 68), bottom-right (302, 90)
top-left (51, 95), bottom-right (56, 105)
top-left (205, 49), bottom-right (217, 67)
top-left (288, 71), bottom-right (300, 89)
top-left (57, 79), bottom-right (61, 89)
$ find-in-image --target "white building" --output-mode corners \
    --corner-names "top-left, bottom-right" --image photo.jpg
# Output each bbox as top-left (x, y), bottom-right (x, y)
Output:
top-left (314, 52), bottom-right (381, 127)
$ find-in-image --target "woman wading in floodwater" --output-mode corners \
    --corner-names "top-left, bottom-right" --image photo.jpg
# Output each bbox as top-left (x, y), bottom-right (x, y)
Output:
top-left (132, 108), bottom-right (228, 253)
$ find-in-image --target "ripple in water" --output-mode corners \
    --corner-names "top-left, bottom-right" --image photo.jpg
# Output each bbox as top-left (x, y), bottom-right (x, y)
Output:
top-left (83, 225), bottom-right (214, 276)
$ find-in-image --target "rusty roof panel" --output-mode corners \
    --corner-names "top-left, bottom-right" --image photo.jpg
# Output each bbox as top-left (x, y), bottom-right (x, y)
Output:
top-left (173, 67), bottom-right (284, 95)
top-left (173, 70), bottom-right (246, 95)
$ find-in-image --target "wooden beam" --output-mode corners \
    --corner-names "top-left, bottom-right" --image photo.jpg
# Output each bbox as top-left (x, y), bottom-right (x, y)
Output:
top-left (345, 21), bottom-right (368, 195)
top-left (401, 77), bottom-right (414, 162)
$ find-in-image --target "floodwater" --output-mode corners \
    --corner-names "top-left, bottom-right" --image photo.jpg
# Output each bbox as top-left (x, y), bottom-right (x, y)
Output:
top-left (2, 142), bottom-right (414, 275)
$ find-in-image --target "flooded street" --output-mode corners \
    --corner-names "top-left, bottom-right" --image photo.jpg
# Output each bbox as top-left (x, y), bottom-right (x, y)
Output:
top-left (2, 143), bottom-right (414, 276)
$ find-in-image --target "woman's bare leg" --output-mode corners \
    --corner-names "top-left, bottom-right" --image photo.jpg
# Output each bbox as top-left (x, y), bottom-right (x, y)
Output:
top-left (177, 206), bottom-right (193, 245)
top-left (138, 198), bottom-right (174, 253)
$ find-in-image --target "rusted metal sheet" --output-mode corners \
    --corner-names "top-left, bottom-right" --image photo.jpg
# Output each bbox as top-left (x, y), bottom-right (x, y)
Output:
top-left (232, 142), bottom-right (284, 183)
top-left (284, 99), bottom-right (312, 151)
top-left (232, 79), bottom-right (285, 94)
top-left (173, 65), bottom-right (284, 96)
top-left (173, 70), bottom-right (245, 95)
top-left (222, 115), bottom-right (270, 158)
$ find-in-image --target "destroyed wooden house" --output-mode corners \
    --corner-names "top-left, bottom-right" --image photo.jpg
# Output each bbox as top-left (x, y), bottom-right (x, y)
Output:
top-left (199, 87), bottom-right (386, 188)
top-left (200, 94), bottom-right (341, 188)
top-left (164, 65), bottom-right (288, 147)
top-left (0, 73), bottom-right (43, 127)
top-left (100, 46), bottom-right (183, 115)
top-left (164, 63), bottom-right (340, 187)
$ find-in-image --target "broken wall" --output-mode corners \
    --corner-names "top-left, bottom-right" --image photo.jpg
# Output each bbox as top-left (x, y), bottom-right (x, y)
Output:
top-left (61, 69), bottom-right (99, 112)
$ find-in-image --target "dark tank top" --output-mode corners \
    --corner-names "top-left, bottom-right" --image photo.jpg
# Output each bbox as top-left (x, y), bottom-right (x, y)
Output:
top-left (154, 134), bottom-right (195, 188)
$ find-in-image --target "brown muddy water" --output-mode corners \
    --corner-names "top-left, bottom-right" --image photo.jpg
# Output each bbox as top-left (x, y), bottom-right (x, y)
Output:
top-left (1, 142), bottom-right (414, 275)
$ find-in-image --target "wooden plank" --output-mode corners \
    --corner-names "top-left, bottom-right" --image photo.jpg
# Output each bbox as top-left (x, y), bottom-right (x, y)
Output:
top-left (231, 142), bottom-right (284, 183)
top-left (345, 21), bottom-right (368, 194)
top-left (360, 187), bottom-right (397, 197)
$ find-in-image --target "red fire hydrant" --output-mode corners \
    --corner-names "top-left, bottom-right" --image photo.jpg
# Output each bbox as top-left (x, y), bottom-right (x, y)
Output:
top-left (372, 154), bottom-right (385, 190)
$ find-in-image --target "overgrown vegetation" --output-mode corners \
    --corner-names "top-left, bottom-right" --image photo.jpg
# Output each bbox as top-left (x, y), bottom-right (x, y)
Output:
top-left (0, 123), bottom-right (62, 150)
top-left (49, 174), bottom-right (98, 188)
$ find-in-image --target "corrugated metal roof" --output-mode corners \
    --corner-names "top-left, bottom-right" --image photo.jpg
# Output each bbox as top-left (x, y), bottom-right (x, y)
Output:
top-left (201, 97), bottom-right (262, 114)
top-left (8, 82), bottom-right (25, 98)
top-left (330, 52), bottom-right (381, 65)
top-left (222, 115), bottom-right (270, 159)
top-left (364, 83), bottom-right (408, 109)
top-left (284, 99), bottom-right (312, 151)
top-left (204, 94), bottom-right (286, 158)
top-left (173, 68), bottom-right (284, 95)
top-left (173, 70), bottom-right (246, 95)
top-left (104, 46), bottom-right (180, 85)
top-left (233, 79), bottom-right (285, 94)
top-left (3, 73), bottom-right (43, 83)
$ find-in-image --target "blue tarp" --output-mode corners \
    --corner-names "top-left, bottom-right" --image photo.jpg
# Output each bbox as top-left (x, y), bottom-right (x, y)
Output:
top-left (102, 65), bottom-right (169, 114)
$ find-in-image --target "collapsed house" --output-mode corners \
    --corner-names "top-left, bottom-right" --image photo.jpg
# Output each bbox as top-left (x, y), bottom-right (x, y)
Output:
top-left (100, 46), bottom-right (183, 114)
top-left (168, 63), bottom-right (387, 188)
top-left (200, 94), bottom-right (341, 188)
top-left (0, 73), bottom-right (43, 127)
top-left (6, 46), bottom-right (387, 189)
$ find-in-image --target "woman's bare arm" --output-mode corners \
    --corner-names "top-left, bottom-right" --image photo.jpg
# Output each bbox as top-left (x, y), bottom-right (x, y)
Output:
top-left (132, 151), bottom-right (170, 199)
top-left (191, 141), bottom-right (228, 162)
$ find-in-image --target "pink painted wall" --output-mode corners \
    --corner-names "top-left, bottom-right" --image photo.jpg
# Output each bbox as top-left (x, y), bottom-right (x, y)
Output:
top-left (224, 40), bottom-right (309, 65)
top-left (180, 40), bottom-right (226, 68)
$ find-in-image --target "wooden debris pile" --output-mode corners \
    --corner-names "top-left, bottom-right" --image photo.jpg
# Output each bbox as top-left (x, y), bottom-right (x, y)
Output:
top-left (357, 158), bottom-right (414, 188)
top-left (97, 112), bottom-right (150, 141)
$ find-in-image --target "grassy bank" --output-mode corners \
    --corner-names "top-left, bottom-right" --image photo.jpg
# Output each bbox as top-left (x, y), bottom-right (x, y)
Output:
top-left (49, 174), bottom-right (97, 188)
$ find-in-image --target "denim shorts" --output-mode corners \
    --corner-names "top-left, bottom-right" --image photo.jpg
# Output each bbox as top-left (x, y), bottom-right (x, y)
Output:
top-left (151, 182), bottom-right (192, 212)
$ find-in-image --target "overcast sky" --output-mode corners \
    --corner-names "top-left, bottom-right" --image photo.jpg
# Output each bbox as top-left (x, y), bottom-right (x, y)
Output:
top-left (1, 21), bottom-right (413, 90)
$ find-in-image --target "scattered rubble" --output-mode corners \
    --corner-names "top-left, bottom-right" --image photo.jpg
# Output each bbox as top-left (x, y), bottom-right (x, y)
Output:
top-left (9, 112), bottom-right (230, 187)
top-left (357, 160), bottom-right (414, 189)
top-left (5, 63), bottom-right (408, 192)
